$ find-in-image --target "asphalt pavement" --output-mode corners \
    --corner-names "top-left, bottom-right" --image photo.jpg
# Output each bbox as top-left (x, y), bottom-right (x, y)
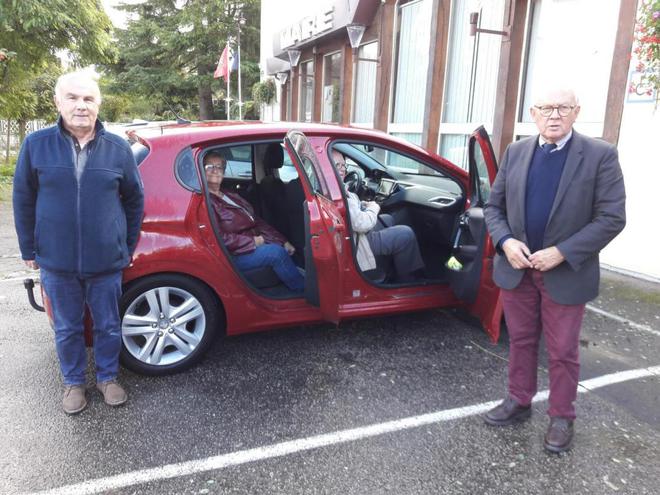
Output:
top-left (0, 199), bottom-right (658, 495)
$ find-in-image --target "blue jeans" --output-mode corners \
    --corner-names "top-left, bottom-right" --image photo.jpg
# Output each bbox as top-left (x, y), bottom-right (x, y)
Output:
top-left (233, 244), bottom-right (304, 291)
top-left (40, 269), bottom-right (123, 385)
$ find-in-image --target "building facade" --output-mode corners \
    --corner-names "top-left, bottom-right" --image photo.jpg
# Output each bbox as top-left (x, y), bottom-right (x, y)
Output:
top-left (260, 0), bottom-right (660, 280)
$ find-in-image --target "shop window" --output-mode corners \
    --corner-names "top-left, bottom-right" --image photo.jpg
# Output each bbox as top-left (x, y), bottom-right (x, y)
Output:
top-left (286, 81), bottom-right (292, 121)
top-left (389, 0), bottom-right (433, 144)
top-left (438, 0), bottom-right (505, 169)
top-left (299, 60), bottom-right (314, 122)
top-left (352, 41), bottom-right (378, 127)
top-left (322, 52), bottom-right (342, 123)
top-left (516, 0), bottom-right (619, 138)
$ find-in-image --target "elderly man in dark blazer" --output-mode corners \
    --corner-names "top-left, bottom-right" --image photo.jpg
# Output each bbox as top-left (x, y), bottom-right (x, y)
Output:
top-left (483, 87), bottom-right (626, 453)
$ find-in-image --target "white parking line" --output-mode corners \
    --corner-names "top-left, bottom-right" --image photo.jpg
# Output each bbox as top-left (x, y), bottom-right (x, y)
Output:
top-left (0, 276), bottom-right (38, 284)
top-left (32, 365), bottom-right (660, 495)
top-left (586, 304), bottom-right (660, 337)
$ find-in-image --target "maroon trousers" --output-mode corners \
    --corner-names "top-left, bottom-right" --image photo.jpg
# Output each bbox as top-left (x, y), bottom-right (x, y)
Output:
top-left (501, 270), bottom-right (585, 419)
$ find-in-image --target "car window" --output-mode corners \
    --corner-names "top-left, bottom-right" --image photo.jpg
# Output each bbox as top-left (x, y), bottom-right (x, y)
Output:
top-left (349, 144), bottom-right (443, 177)
top-left (279, 147), bottom-right (300, 183)
top-left (285, 131), bottom-right (329, 197)
top-left (335, 142), bottom-right (448, 190)
top-left (469, 137), bottom-right (491, 204)
top-left (222, 145), bottom-right (253, 180)
top-left (174, 147), bottom-right (200, 192)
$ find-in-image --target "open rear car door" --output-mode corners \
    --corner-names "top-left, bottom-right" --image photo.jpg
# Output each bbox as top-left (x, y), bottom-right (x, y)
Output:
top-left (448, 126), bottom-right (503, 341)
top-left (283, 130), bottom-right (344, 324)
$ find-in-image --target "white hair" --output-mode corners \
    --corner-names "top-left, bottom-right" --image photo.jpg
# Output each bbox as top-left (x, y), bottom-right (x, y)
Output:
top-left (532, 84), bottom-right (579, 106)
top-left (54, 69), bottom-right (102, 103)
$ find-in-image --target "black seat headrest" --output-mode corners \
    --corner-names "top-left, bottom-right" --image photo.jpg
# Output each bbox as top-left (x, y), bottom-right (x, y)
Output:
top-left (264, 143), bottom-right (284, 170)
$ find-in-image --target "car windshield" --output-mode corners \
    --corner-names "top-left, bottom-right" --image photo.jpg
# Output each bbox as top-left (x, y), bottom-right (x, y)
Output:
top-left (344, 143), bottom-right (444, 178)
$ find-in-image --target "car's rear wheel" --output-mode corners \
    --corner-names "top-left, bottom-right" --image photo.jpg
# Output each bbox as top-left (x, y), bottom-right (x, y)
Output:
top-left (119, 274), bottom-right (222, 375)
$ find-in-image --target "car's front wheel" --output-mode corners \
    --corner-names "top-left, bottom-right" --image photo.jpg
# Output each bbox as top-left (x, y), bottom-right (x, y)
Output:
top-left (119, 274), bottom-right (222, 375)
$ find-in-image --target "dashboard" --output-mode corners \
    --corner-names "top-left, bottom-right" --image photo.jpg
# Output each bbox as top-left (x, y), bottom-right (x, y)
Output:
top-left (365, 174), bottom-right (463, 211)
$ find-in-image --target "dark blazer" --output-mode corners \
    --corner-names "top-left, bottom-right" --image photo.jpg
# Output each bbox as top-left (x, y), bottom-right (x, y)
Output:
top-left (484, 131), bottom-right (626, 305)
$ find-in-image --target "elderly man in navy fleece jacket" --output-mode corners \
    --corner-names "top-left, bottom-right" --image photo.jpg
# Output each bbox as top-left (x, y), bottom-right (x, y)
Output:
top-left (13, 71), bottom-right (144, 414)
top-left (483, 87), bottom-right (625, 453)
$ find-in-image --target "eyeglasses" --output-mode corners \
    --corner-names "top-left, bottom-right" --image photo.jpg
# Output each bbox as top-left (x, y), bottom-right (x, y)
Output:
top-left (335, 161), bottom-right (347, 169)
top-left (534, 104), bottom-right (576, 117)
top-left (204, 164), bottom-right (225, 173)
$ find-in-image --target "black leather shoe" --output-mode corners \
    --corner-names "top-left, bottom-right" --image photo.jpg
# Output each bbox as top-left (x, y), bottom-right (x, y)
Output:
top-left (484, 397), bottom-right (532, 426)
top-left (544, 417), bottom-right (574, 453)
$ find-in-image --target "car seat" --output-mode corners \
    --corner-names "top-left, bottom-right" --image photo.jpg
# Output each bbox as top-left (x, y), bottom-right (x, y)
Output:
top-left (284, 177), bottom-right (306, 266)
top-left (259, 143), bottom-right (289, 239)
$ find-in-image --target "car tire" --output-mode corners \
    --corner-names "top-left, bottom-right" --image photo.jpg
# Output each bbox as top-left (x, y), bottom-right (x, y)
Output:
top-left (119, 274), bottom-right (222, 376)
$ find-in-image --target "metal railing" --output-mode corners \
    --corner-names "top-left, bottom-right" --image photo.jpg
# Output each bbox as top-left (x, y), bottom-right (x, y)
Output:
top-left (1, 120), bottom-right (50, 161)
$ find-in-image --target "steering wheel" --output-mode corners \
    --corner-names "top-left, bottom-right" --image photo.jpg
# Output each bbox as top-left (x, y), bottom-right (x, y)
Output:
top-left (344, 171), bottom-right (363, 194)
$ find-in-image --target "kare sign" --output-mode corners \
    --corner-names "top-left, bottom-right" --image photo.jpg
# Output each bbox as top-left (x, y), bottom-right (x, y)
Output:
top-left (280, 4), bottom-right (334, 49)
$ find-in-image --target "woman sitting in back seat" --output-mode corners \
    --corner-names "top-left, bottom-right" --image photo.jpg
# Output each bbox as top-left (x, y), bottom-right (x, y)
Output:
top-left (204, 151), bottom-right (304, 292)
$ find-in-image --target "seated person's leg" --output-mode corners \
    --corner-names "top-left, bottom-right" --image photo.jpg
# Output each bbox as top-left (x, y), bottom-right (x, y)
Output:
top-left (233, 244), bottom-right (305, 292)
top-left (375, 213), bottom-right (395, 231)
top-left (366, 225), bottom-right (425, 281)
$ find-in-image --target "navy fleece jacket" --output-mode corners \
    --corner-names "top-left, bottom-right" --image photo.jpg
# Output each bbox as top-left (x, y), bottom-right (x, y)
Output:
top-left (13, 119), bottom-right (144, 277)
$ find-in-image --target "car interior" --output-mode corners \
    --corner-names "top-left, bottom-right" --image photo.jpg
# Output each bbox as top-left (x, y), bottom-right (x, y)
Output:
top-left (329, 142), bottom-right (466, 285)
top-left (201, 139), bottom-right (467, 299)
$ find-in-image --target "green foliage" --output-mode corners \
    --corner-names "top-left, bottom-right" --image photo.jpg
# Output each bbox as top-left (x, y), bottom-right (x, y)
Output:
top-left (252, 78), bottom-right (277, 106)
top-left (0, 156), bottom-right (16, 201)
top-left (103, 0), bottom-right (261, 121)
top-left (0, 0), bottom-right (115, 120)
top-left (0, 0), bottom-right (116, 67)
top-left (1, 155), bottom-right (16, 174)
top-left (243, 100), bottom-right (257, 120)
top-left (0, 61), bottom-right (60, 121)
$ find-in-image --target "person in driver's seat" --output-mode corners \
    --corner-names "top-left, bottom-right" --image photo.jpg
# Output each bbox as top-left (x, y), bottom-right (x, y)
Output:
top-left (331, 150), bottom-right (425, 282)
top-left (204, 152), bottom-right (304, 292)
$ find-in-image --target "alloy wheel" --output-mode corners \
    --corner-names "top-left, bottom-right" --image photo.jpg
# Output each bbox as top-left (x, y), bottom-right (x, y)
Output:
top-left (122, 286), bottom-right (206, 367)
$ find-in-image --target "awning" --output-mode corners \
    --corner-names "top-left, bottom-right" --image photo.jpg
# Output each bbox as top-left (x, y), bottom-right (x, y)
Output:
top-left (265, 57), bottom-right (291, 76)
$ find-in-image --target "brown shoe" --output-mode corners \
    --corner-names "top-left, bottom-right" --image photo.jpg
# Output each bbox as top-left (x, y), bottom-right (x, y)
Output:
top-left (484, 397), bottom-right (532, 426)
top-left (96, 380), bottom-right (128, 406)
top-left (544, 417), bottom-right (574, 453)
top-left (63, 385), bottom-right (87, 415)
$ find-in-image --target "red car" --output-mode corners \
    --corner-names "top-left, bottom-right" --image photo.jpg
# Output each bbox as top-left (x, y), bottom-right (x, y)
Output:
top-left (27, 122), bottom-right (502, 375)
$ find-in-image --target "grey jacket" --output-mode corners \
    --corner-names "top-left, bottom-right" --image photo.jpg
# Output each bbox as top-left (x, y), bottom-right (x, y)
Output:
top-left (484, 131), bottom-right (626, 305)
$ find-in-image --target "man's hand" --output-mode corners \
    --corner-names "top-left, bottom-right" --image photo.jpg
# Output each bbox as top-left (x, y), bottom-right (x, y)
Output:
top-left (528, 246), bottom-right (564, 272)
top-left (254, 235), bottom-right (265, 247)
top-left (24, 260), bottom-right (39, 270)
top-left (284, 242), bottom-right (295, 256)
top-left (502, 238), bottom-right (533, 270)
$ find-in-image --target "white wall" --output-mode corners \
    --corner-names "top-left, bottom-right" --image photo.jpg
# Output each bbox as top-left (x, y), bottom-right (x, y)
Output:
top-left (600, 96), bottom-right (660, 280)
top-left (598, 0), bottom-right (660, 282)
top-left (260, 0), bottom-right (317, 122)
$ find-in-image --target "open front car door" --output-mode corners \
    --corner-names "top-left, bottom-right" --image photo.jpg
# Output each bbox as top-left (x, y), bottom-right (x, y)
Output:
top-left (283, 130), bottom-right (344, 324)
top-left (448, 126), bottom-right (503, 341)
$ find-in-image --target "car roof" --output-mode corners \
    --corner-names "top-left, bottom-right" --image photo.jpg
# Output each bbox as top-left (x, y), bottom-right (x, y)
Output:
top-left (128, 120), bottom-right (466, 177)
top-left (132, 121), bottom-right (406, 147)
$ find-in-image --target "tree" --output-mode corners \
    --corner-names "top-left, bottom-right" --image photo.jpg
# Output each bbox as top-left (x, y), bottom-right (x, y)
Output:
top-left (0, 0), bottom-right (116, 120)
top-left (252, 78), bottom-right (276, 118)
top-left (105, 0), bottom-right (261, 121)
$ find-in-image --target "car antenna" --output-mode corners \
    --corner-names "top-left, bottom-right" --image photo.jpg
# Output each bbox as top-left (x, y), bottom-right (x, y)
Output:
top-left (147, 78), bottom-right (191, 125)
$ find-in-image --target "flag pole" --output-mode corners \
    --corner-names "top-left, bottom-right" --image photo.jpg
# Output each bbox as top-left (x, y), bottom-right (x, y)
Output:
top-left (237, 22), bottom-right (243, 120)
top-left (226, 44), bottom-right (231, 120)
